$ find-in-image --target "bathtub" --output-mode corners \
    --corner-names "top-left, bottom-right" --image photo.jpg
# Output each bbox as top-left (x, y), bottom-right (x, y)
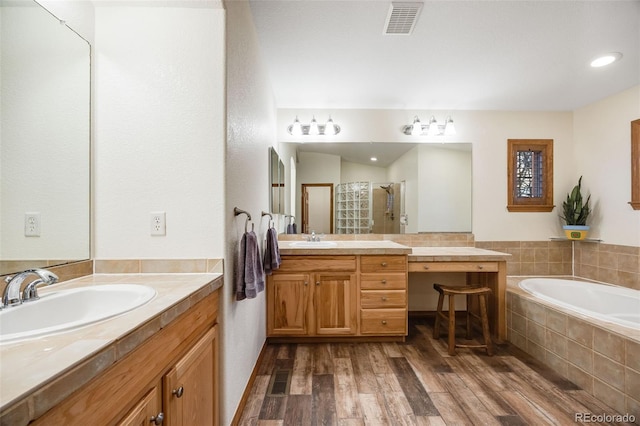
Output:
top-left (518, 278), bottom-right (640, 330)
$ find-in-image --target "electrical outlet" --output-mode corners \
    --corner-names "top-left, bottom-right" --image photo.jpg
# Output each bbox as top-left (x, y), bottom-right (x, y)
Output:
top-left (25, 212), bottom-right (41, 237)
top-left (150, 212), bottom-right (166, 236)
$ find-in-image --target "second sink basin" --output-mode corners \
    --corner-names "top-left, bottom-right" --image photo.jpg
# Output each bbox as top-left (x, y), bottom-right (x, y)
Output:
top-left (289, 241), bottom-right (338, 248)
top-left (0, 284), bottom-right (156, 344)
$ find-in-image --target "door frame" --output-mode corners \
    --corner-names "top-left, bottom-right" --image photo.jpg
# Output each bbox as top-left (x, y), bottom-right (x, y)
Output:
top-left (301, 183), bottom-right (334, 234)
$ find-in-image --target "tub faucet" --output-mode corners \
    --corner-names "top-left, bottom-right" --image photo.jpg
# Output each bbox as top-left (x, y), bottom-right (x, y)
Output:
top-left (2, 268), bottom-right (59, 308)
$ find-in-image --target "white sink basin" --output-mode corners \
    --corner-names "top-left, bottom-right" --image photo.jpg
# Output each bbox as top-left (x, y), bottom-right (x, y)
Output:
top-left (289, 241), bottom-right (338, 248)
top-left (0, 284), bottom-right (156, 344)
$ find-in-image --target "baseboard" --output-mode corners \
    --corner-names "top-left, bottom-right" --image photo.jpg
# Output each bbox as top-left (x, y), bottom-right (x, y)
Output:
top-left (229, 340), bottom-right (269, 426)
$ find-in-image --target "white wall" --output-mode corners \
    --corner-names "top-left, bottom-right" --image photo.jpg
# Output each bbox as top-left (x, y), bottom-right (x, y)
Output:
top-left (93, 3), bottom-right (225, 259)
top-left (225, 1), bottom-right (276, 424)
top-left (573, 85), bottom-right (640, 247)
top-left (418, 145), bottom-right (472, 232)
top-left (341, 160), bottom-right (387, 183)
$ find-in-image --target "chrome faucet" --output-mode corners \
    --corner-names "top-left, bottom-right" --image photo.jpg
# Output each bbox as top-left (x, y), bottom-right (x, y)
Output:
top-left (2, 268), bottom-right (59, 308)
top-left (306, 231), bottom-right (323, 242)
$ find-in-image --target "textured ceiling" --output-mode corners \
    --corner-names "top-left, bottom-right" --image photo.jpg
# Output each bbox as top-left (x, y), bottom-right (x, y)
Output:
top-left (248, 0), bottom-right (640, 111)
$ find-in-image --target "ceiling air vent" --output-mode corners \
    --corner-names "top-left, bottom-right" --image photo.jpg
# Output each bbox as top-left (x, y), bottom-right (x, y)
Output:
top-left (383, 2), bottom-right (423, 35)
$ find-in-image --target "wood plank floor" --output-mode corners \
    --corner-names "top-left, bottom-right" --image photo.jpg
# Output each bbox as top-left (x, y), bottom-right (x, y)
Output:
top-left (238, 317), bottom-right (635, 425)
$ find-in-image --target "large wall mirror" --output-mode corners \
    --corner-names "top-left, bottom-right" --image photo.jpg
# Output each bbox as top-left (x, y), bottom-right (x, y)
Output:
top-left (283, 142), bottom-right (472, 234)
top-left (269, 147), bottom-right (285, 214)
top-left (1, 1), bottom-right (91, 274)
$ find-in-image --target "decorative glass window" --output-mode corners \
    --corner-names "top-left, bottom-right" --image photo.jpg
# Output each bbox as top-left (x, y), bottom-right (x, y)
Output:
top-left (507, 139), bottom-right (554, 212)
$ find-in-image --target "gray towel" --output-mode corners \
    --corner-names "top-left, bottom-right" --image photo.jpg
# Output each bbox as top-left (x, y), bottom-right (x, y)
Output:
top-left (244, 230), bottom-right (264, 298)
top-left (235, 233), bottom-right (247, 301)
top-left (263, 227), bottom-right (281, 275)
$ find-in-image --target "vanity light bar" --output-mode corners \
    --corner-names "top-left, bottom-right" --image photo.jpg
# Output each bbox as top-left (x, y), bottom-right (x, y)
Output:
top-left (287, 116), bottom-right (341, 136)
top-left (403, 115), bottom-right (456, 136)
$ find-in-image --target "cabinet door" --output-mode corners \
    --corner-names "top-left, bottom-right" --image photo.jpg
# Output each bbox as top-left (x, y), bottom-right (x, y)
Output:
top-left (267, 273), bottom-right (311, 335)
top-left (164, 326), bottom-right (217, 426)
top-left (314, 273), bottom-right (357, 335)
top-left (117, 385), bottom-right (163, 426)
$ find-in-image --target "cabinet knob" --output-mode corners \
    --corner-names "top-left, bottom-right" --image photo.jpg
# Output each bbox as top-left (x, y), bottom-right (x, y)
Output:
top-left (381, 279), bottom-right (387, 284)
top-left (304, 282), bottom-right (308, 286)
top-left (423, 265), bottom-right (429, 270)
top-left (382, 296), bottom-right (387, 301)
top-left (381, 320), bottom-right (387, 325)
top-left (316, 282), bottom-right (320, 286)
top-left (478, 265), bottom-right (484, 270)
top-left (381, 262), bottom-right (388, 267)
top-left (150, 413), bottom-right (164, 425)
top-left (172, 386), bottom-right (184, 398)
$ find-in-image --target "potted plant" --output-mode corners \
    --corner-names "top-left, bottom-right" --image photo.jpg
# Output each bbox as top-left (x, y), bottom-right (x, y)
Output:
top-left (560, 176), bottom-right (591, 240)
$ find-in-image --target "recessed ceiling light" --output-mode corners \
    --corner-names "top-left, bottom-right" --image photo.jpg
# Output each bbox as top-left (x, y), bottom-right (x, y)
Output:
top-left (370, 157), bottom-right (378, 162)
top-left (590, 52), bottom-right (623, 68)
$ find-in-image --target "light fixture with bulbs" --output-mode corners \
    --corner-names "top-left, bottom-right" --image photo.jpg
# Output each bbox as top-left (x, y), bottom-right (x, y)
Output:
top-left (403, 115), bottom-right (456, 136)
top-left (287, 115), bottom-right (341, 136)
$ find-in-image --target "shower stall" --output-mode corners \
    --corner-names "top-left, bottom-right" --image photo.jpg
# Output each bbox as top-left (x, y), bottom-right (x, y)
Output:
top-left (335, 181), bottom-right (405, 234)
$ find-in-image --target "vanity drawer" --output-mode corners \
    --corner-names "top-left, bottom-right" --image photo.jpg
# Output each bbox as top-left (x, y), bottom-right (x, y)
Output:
top-left (278, 256), bottom-right (357, 272)
top-left (360, 309), bottom-right (406, 335)
top-left (360, 273), bottom-right (406, 290)
top-left (360, 255), bottom-right (407, 273)
top-left (408, 261), bottom-right (499, 273)
top-left (360, 290), bottom-right (406, 308)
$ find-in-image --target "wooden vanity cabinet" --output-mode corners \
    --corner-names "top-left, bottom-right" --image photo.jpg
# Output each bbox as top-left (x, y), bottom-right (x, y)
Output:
top-left (32, 289), bottom-right (220, 426)
top-left (117, 385), bottom-right (163, 426)
top-left (359, 255), bottom-right (408, 336)
top-left (267, 256), bottom-right (357, 337)
top-left (267, 254), bottom-right (408, 338)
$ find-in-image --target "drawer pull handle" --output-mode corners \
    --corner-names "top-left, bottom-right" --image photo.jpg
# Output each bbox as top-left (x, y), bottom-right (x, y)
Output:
top-left (382, 297), bottom-right (388, 301)
top-left (381, 279), bottom-right (387, 284)
top-left (381, 262), bottom-right (388, 267)
top-left (150, 413), bottom-right (164, 425)
top-left (381, 320), bottom-right (387, 325)
top-left (172, 386), bottom-right (184, 398)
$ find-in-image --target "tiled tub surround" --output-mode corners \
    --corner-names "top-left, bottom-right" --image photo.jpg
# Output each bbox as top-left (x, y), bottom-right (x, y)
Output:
top-left (0, 273), bottom-right (223, 425)
top-left (575, 241), bottom-right (640, 290)
top-left (507, 277), bottom-right (640, 420)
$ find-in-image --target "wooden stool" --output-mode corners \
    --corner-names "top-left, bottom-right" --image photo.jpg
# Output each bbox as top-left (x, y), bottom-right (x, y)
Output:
top-left (433, 283), bottom-right (493, 356)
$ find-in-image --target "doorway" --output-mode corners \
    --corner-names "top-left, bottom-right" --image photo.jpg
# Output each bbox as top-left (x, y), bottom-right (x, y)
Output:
top-left (301, 183), bottom-right (333, 234)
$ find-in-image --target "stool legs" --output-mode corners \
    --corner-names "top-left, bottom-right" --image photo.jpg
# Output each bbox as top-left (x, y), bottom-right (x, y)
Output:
top-left (479, 294), bottom-right (493, 356)
top-left (432, 283), bottom-right (493, 356)
top-left (433, 291), bottom-right (444, 339)
top-left (447, 294), bottom-right (456, 356)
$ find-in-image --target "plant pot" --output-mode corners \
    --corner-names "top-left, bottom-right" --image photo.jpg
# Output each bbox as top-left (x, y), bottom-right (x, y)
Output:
top-left (563, 225), bottom-right (590, 240)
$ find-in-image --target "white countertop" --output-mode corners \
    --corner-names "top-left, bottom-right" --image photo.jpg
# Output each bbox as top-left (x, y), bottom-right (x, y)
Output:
top-left (409, 246), bottom-right (512, 261)
top-left (278, 240), bottom-right (412, 255)
top-left (0, 273), bottom-right (222, 414)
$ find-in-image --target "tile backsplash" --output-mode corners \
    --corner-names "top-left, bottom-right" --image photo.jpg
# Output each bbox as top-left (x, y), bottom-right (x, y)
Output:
top-left (476, 240), bottom-right (573, 276)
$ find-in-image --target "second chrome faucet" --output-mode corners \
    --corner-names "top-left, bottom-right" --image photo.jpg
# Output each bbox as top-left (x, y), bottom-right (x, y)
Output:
top-left (2, 268), bottom-right (59, 308)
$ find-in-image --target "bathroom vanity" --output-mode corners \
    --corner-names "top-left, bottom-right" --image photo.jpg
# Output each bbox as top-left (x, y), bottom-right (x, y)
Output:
top-left (273, 241), bottom-right (510, 342)
top-left (270, 241), bottom-right (412, 339)
top-left (0, 274), bottom-right (222, 426)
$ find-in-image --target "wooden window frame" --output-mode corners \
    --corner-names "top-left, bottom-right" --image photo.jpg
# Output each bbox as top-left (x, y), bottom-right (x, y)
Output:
top-left (507, 139), bottom-right (554, 212)
top-left (631, 119), bottom-right (640, 210)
